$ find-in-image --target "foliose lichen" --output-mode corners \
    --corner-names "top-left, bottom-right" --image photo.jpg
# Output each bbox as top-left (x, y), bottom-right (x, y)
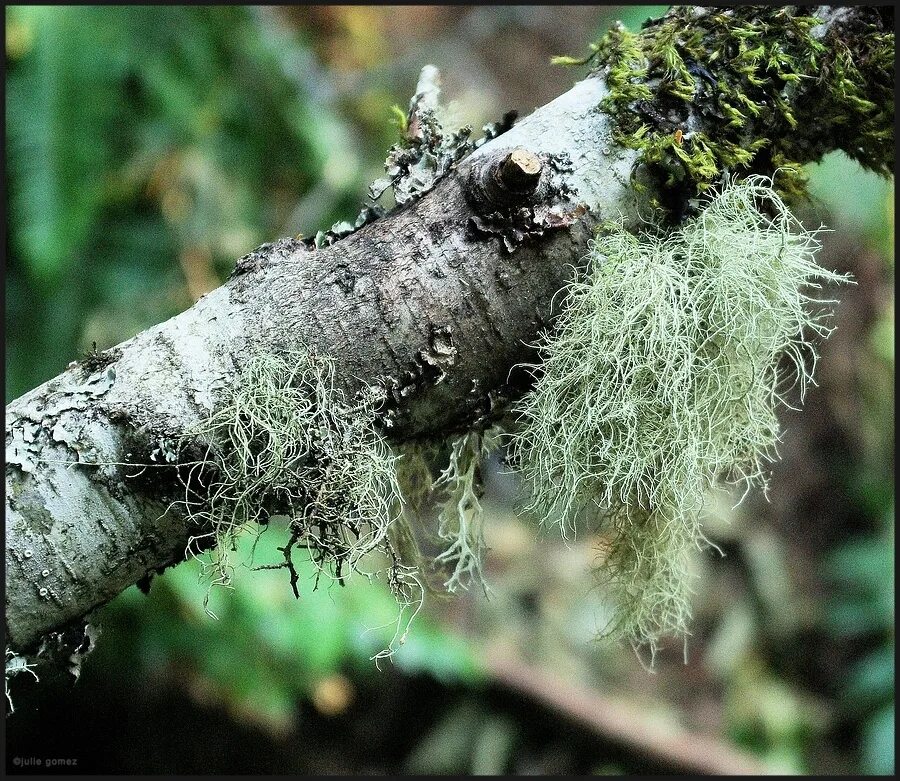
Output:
top-left (303, 67), bottom-right (518, 250)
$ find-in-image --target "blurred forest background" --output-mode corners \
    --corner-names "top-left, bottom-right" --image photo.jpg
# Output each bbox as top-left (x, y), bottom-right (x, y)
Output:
top-left (4, 5), bottom-right (894, 775)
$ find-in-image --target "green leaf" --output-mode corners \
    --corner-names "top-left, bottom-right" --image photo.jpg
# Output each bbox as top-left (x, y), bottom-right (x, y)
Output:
top-left (861, 703), bottom-right (895, 775)
top-left (844, 645), bottom-right (895, 709)
top-left (6, 7), bottom-right (125, 286)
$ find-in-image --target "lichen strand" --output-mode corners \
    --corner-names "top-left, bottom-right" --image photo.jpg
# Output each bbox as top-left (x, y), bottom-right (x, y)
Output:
top-left (5, 648), bottom-right (39, 713)
top-left (586, 6), bottom-right (893, 206)
top-left (394, 426), bottom-right (504, 596)
top-left (178, 350), bottom-right (422, 653)
top-left (431, 427), bottom-right (502, 594)
top-left (509, 178), bottom-right (850, 655)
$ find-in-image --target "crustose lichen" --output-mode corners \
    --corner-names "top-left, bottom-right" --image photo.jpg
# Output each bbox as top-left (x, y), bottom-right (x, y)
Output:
top-left (508, 176), bottom-right (851, 657)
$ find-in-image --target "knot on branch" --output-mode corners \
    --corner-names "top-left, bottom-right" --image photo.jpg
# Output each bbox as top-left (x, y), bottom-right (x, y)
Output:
top-left (463, 148), bottom-right (585, 253)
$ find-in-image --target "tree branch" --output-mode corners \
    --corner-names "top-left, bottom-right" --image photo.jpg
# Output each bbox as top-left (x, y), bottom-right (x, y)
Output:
top-left (5, 5), bottom-right (893, 653)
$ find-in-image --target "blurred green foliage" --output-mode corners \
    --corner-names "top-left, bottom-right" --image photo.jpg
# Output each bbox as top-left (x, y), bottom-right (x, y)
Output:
top-left (808, 152), bottom-right (895, 263)
top-left (5, 5), bottom-right (367, 400)
top-left (613, 5), bottom-right (670, 33)
top-left (97, 520), bottom-right (481, 735)
top-left (826, 495), bottom-right (894, 776)
top-left (812, 155), bottom-right (894, 775)
top-left (403, 699), bottom-right (519, 774)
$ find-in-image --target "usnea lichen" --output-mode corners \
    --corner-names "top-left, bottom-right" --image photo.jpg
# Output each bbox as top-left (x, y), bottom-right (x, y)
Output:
top-left (178, 350), bottom-right (422, 651)
top-left (173, 347), bottom-right (505, 657)
top-left (563, 7), bottom-right (894, 206)
top-left (394, 426), bottom-right (504, 596)
top-left (508, 177), bottom-right (850, 655)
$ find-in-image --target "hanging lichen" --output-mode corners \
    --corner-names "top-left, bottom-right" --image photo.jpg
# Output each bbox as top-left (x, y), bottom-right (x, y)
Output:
top-left (394, 426), bottom-right (504, 596)
top-left (177, 349), bottom-right (423, 654)
top-left (508, 177), bottom-right (851, 655)
top-left (430, 427), bottom-right (502, 594)
top-left (5, 648), bottom-right (39, 713)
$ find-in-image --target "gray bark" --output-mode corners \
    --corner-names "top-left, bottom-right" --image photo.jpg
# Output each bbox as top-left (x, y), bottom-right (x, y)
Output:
top-left (5, 5), bottom-right (891, 653)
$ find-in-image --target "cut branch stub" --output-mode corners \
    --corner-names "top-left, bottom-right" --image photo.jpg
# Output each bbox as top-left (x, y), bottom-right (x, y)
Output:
top-left (465, 146), bottom-right (545, 212)
top-left (498, 148), bottom-right (543, 193)
top-left (464, 146), bottom-right (584, 253)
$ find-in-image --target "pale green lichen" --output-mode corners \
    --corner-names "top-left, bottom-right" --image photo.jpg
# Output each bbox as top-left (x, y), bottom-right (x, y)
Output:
top-left (509, 177), bottom-right (850, 655)
top-left (177, 350), bottom-right (422, 656)
top-left (5, 647), bottom-right (39, 713)
top-left (173, 349), bottom-right (505, 659)
top-left (431, 427), bottom-right (503, 595)
top-left (394, 426), bottom-right (503, 596)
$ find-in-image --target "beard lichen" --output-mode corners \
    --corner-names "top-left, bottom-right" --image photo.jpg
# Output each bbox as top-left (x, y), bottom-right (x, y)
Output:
top-left (508, 177), bottom-right (850, 656)
top-left (175, 346), bottom-right (507, 658)
top-left (431, 427), bottom-right (502, 595)
top-left (394, 426), bottom-right (504, 596)
top-left (178, 350), bottom-right (423, 656)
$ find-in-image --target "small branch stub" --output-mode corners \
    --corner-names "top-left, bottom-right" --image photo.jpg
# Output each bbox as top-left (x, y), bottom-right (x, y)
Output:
top-left (464, 147), bottom-right (583, 253)
top-left (466, 146), bottom-right (545, 212)
top-left (498, 148), bottom-right (543, 193)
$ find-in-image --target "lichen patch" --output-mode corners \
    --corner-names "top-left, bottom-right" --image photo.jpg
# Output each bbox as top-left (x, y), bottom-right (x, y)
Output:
top-left (509, 177), bottom-right (850, 656)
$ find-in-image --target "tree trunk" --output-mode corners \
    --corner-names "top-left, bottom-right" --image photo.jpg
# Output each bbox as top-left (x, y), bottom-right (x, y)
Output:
top-left (5, 5), bottom-right (892, 653)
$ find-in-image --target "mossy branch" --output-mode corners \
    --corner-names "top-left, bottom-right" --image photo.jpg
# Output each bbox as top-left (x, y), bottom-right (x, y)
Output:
top-left (5, 6), bottom-right (891, 663)
top-left (574, 5), bottom-right (893, 208)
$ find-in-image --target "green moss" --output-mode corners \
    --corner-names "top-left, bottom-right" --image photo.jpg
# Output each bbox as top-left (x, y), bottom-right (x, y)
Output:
top-left (574, 7), bottom-right (893, 208)
top-left (509, 177), bottom-right (851, 655)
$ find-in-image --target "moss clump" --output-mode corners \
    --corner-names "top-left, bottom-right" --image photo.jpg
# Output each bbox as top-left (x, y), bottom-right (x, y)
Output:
top-left (509, 177), bottom-right (850, 655)
top-left (180, 350), bottom-right (421, 642)
top-left (577, 7), bottom-right (893, 206)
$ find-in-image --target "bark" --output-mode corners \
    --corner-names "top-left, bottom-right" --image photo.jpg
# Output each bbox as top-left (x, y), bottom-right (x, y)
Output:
top-left (5, 5), bottom-right (892, 653)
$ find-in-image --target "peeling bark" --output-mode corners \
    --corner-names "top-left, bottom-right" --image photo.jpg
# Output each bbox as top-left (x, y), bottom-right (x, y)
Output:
top-left (5, 5), bottom-right (893, 653)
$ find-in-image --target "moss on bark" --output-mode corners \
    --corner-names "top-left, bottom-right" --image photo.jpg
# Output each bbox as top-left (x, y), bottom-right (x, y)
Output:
top-left (573, 6), bottom-right (893, 210)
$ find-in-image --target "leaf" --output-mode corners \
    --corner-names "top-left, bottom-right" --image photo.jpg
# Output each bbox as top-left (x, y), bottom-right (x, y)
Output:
top-left (389, 104), bottom-right (408, 133)
top-left (861, 703), bottom-right (895, 775)
top-left (6, 7), bottom-right (126, 286)
top-left (844, 645), bottom-right (895, 709)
